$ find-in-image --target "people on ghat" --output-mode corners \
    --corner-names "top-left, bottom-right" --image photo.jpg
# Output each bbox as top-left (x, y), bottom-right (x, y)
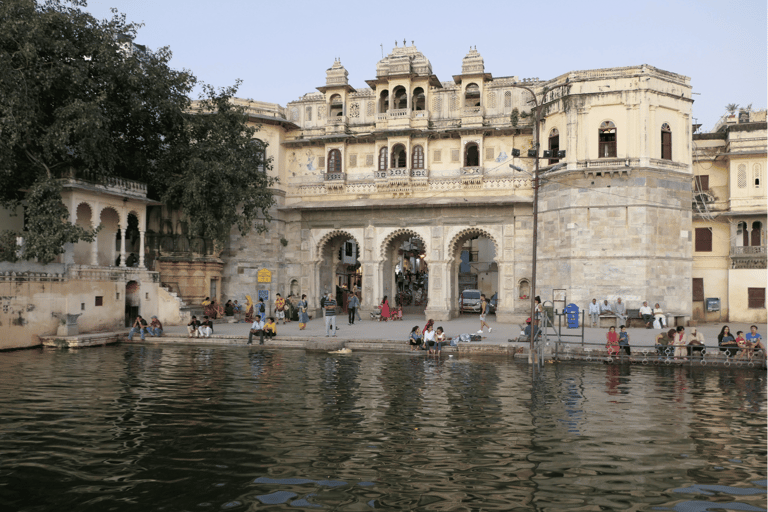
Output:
top-left (639, 301), bottom-right (653, 328)
top-left (717, 325), bottom-right (737, 356)
top-left (588, 298), bottom-right (600, 328)
top-left (187, 315), bottom-right (200, 338)
top-left (653, 303), bottom-right (667, 328)
top-left (614, 298), bottom-right (627, 325)
top-left (424, 324), bottom-right (436, 354)
top-left (605, 326), bottom-right (619, 356)
top-left (618, 325), bottom-right (630, 356)
top-left (409, 325), bottom-right (423, 351)
top-left (673, 326), bottom-right (687, 360)
top-left (435, 327), bottom-right (445, 355)
top-left (655, 329), bottom-right (676, 360)
top-left (198, 316), bottom-right (213, 338)
top-left (686, 327), bottom-right (705, 358)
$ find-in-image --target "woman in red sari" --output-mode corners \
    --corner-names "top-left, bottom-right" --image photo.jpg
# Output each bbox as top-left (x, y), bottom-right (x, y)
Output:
top-left (380, 296), bottom-right (390, 322)
top-left (605, 326), bottom-right (619, 356)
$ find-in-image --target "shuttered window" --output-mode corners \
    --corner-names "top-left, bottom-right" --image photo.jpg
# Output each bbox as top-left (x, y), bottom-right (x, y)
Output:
top-left (692, 278), bottom-right (704, 302)
top-left (694, 175), bottom-right (709, 191)
top-left (748, 288), bottom-right (765, 309)
top-left (695, 227), bottom-right (712, 252)
top-left (661, 123), bottom-right (672, 160)
top-left (327, 149), bottom-right (341, 173)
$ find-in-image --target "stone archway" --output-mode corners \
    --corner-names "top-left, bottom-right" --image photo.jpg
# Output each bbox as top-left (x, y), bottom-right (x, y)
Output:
top-left (378, 228), bottom-right (429, 315)
top-left (446, 228), bottom-right (499, 318)
top-left (315, 230), bottom-right (362, 314)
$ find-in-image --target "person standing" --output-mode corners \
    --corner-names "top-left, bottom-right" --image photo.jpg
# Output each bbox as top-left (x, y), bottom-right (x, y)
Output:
top-left (148, 316), bottom-right (163, 337)
top-left (588, 298), bottom-right (600, 328)
top-left (128, 315), bottom-right (148, 341)
top-left (274, 293), bottom-right (286, 325)
top-left (347, 292), bottom-right (359, 325)
top-left (380, 295), bottom-right (390, 322)
top-left (324, 292), bottom-right (337, 337)
top-left (477, 294), bottom-right (492, 334)
top-left (297, 294), bottom-right (309, 330)
top-left (248, 315), bottom-right (265, 345)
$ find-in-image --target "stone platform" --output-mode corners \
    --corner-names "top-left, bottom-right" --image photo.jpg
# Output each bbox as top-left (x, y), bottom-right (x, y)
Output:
top-left (40, 332), bottom-right (125, 349)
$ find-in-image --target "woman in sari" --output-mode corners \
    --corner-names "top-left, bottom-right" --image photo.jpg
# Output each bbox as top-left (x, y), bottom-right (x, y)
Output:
top-left (380, 296), bottom-right (390, 322)
top-left (298, 294), bottom-right (309, 330)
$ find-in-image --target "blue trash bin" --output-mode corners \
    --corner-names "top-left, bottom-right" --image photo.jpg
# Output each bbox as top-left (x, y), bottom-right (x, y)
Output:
top-left (565, 303), bottom-right (579, 329)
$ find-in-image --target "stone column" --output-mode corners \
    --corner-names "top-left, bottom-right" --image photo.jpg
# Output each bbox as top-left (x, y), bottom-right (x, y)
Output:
top-left (139, 230), bottom-right (145, 268)
top-left (90, 219), bottom-right (99, 266)
top-left (424, 260), bottom-right (451, 321)
top-left (119, 228), bottom-right (127, 267)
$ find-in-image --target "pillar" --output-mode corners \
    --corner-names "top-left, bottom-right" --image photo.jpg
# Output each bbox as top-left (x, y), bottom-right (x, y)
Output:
top-left (90, 219), bottom-right (99, 266)
top-left (119, 228), bottom-right (127, 267)
top-left (139, 230), bottom-right (145, 268)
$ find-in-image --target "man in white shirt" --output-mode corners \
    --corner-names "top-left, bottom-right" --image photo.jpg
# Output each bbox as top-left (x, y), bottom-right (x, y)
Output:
top-left (588, 299), bottom-right (600, 327)
top-left (639, 301), bottom-right (653, 328)
top-left (248, 315), bottom-right (265, 345)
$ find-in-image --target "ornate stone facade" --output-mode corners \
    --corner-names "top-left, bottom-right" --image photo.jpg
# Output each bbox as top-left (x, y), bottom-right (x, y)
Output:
top-left (223, 45), bottom-right (700, 323)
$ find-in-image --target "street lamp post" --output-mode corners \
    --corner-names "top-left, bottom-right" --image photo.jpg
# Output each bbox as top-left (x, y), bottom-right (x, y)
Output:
top-left (507, 83), bottom-right (565, 364)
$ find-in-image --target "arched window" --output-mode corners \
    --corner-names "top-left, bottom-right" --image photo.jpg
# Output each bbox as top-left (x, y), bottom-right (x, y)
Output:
top-left (464, 83), bottom-right (480, 108)
top-left (391, 144), bottom-right (407, 168)
top-left (328, 149), bottom-right (342, 173)
top-left (754, 163), bottom-right (763, 188)
top-left (378, 147), bottom-right (388, 171)
top-left (393, 86), bottom-right (407, 110)
top-left (412, 145), bottom-right (424, 169)
top-left (548, 128), bottom-right (560, 165)
top-left (661, 123), bottom-right (672, 160)
top-left (737, 221), bottom-right (748, 247)
top-left (329, 94), bottom-right (343, 117)
top-left (378, 90), bottom-right (389, 113)
top-left (752, 221), bottom-right (763, 247)
top-left (251, 138), bottom-right (266, 172)
top-left (412, 87), bottom-right (425, 111)
top-left (465, 143), bottom-right (479, 167)
top-left (598, 121), bottom-right (617, 158)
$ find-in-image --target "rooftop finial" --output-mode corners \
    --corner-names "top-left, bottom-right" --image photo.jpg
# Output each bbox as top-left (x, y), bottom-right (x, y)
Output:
top-left (403, 38), bottom-right (406, 46)
top-left (394, 40), bottom-right (397, 47)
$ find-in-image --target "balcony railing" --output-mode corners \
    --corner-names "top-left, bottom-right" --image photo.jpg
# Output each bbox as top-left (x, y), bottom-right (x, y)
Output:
top-left (731, 245), bottom-right (767, 256)
top-left (388, 109), bottom-right (410, 119)
top-left (388, 167), bottom-right (411, 178)
top-left (324, 172), bottom-right (346, 182)
top-left (58, 168), bottom-right (147, 197)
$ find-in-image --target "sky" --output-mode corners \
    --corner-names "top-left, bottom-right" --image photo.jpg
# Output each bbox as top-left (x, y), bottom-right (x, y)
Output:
top-left (83, 0), bottom-right (767, 132)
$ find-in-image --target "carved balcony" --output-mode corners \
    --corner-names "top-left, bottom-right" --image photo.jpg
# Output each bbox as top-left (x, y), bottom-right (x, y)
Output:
top-left (730, 245), bottom-right (767, 269)
top-left (460, 166), bottom-right (484, 189)
top-left (323, 172), bottom-right (346, 193)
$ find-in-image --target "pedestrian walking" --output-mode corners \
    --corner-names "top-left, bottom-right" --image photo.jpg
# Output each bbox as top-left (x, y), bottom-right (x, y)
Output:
top-left (324, 292), bottom-right (337, 336)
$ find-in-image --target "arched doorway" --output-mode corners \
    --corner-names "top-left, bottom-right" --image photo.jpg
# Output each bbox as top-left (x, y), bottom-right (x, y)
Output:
top-left (317, 231), bottom-right (362, 313)
top-left (380, 229), bottom-right (428, 315)
top-left (73, 202), bottom-right (93, 265)
top-left (125, 280), bottom-right (140, 327)
top-left (99, 207), bottom-right (119, 267)
top-left (448, 229), bottom-right (498, 317)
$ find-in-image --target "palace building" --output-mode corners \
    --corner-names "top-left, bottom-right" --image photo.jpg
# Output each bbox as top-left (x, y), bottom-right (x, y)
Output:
top-left (221, 44), bottom-right (698, 323)
top-left (2, 44), bottom-right (765, 349)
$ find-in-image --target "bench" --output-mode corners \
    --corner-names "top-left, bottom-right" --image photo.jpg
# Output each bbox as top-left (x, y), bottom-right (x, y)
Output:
top-left (598, 314), bottom-right (619, 328)
top-left (625, 309), bottom-right (642, 328)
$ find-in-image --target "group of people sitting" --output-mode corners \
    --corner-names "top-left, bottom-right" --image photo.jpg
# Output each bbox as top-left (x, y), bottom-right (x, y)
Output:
top-left (589, 298), bottom-right (670, 330)
top-left (128, 315), bottom-right (163, 341)
top-left (247, 315), bottom-right (278, 345)
top-left (653, 326), bottom-right (704, 361)
top-left (186, 315), bottom-right (215, 338)
top-left (717, 325), bottom-right (764, 360)
top-left (408, 319), bottom-right (446, 355)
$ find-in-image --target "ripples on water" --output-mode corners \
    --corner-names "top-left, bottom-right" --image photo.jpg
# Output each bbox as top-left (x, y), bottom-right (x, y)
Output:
top-left (0, 346), bottom-right (765, 511)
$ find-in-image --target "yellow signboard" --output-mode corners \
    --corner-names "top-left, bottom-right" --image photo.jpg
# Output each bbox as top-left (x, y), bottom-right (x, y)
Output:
top-left (257, 268), bottom-right (272, 283)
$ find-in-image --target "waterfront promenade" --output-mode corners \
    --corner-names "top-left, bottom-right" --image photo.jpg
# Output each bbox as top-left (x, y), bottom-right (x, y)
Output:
top-left (128, 313), bottom-right (765, 360)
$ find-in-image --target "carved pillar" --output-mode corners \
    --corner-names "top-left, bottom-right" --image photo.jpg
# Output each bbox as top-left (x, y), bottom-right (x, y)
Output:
top-left (119, 228), bottom-right (127, 267)
top-left (424, 260), bottom-right (451, 322)
top-left (139, 230), bottom-right (145, 268)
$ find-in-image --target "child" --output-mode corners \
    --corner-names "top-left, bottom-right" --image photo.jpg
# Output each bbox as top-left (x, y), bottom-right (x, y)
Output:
top-left (396, 305), bottom-right (403, 321)
top-left (618, 325), bottom-right (630, 356)
top-left (264, 317), bottom-right (277, 339)
top-left (735, 330), bottom-right (748, 360)
top-left (435, 326), bottom-right (446, 355)
top-left (605, 326), bottom-right (619, 356)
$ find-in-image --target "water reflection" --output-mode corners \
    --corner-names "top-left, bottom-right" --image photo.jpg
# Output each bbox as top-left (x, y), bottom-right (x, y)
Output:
top-left (0, 347), bottom-right (764, 511)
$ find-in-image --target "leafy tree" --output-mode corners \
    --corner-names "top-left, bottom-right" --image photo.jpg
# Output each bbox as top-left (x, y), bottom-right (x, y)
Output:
top-left (0, 0), bottom-right (274, 261)
top-left (159, 83), bottom-right (276, 244)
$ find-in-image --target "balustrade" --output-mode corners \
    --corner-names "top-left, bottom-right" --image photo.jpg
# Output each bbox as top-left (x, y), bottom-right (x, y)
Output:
top-left (324, 172), bottom-right (346, 182)
top-left (387, 109), bottom-right (410, 119)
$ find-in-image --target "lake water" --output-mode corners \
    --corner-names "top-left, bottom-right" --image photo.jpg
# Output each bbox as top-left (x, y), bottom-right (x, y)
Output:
top-left (0, 346), bottom-right (765, 511)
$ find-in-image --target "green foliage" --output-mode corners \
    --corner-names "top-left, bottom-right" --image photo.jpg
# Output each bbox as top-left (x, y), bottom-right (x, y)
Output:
top-left (725, 103), bottom-right (739, 114)
top-left (510, 108), bottom-right (519, 127)
top-left (0, 0), bottom-right (275, 260)
top-left (159, 83), bottom-right (277, 244)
